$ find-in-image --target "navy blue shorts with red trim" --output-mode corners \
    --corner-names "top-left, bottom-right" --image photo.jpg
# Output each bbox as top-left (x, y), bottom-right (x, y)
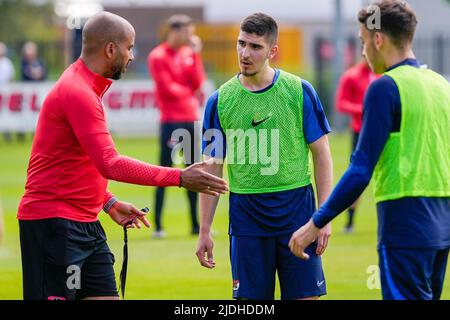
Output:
top-left (230, 234), bottom-right (326, 300)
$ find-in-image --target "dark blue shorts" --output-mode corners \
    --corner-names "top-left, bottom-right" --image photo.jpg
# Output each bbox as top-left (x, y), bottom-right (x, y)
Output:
top-left (230, 234), bottom-right (326, 300)
top-left (378, 245), bottom-right (449, 300)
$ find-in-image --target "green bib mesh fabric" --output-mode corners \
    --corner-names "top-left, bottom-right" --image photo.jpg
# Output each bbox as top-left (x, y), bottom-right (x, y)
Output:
top-left (217, 70), bottom-right (311, 194)
top-left (373, 65), bottom-right (450, 202)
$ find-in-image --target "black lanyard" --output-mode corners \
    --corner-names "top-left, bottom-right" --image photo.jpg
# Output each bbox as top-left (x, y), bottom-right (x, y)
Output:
top-left (119, 207), bottom-right (149, 299)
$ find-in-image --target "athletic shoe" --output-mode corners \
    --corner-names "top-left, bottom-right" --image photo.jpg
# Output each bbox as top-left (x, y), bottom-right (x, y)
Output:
top-left (343, 225), bottom-right (354, 234)
top-left (152, 230), bottom-right (167, 239)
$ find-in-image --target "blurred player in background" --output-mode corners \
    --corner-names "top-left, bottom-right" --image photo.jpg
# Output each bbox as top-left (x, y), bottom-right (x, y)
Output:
top-left (21, 41), bottom-right (47, 82)
top-left (335, 56), bottom-right (378, 233)
top-left (0, 42), bottom-right (14, 84)
top-left (290, 0), bottom-right (450, 300)
top-left (0, 42), bottom-right (16, 143)
top-left (196, 13), bottom-right (333, 300)
top-left (18, 12), bottom-right (228, 300)
top-left (148, 15), bottom-right (206, 238)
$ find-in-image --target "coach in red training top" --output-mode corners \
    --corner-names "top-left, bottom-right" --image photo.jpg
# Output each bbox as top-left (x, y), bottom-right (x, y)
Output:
top-left (335, 57), bottom-right (378, 233)
top-left (147, 15), bottom-right (206, 238)
top-left (17, 12), bottom-right (227, 301)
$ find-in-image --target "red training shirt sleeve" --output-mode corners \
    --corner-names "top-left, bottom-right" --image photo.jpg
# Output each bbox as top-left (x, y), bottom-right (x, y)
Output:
top-left (63, 88), bottom-right (181, 187)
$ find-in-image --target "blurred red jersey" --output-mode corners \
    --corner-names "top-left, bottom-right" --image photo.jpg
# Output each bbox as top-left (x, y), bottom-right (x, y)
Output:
top-left (335, 62), bottom-right (378, 133)
top-left (147, 42), bottom-right (205, 123)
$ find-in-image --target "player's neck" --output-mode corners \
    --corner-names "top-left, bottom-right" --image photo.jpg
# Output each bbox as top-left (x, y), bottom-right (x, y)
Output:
top-left (240, 66), bottom-right (275, 92)
top-left (79, 55), bottom-right (107, 78)
top-left (384, 48), bottom-right (416, 70)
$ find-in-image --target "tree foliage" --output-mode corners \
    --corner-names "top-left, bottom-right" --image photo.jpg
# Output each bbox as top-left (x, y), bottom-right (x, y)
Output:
top-left (0, 0), bottom-right (59, 44)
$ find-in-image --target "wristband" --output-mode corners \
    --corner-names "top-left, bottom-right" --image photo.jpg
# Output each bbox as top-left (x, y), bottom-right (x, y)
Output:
top-left (103, 197), bottom-right (118, 213)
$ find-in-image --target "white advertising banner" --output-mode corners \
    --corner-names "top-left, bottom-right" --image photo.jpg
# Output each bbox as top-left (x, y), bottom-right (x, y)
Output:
top-left (0, 80), bottom-right (214, 137)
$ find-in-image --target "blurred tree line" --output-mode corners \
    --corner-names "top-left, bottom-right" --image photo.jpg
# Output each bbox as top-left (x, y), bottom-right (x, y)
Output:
top-left (0, 0), bottom-right (63, 80)
top-left (0, 0), bottom-right (58, 42)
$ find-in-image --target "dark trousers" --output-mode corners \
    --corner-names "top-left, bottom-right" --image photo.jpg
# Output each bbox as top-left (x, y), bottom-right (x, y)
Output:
top-left (3, 132), bottom-right (26, 142)
top-left (155, 122), bottom-right (199, 232)
top-left (346, 131), bottom-right (360, 227)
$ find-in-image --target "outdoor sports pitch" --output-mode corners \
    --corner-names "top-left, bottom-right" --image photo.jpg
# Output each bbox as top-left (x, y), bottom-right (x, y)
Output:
top-left (0, 133), bottom-right (449, 300)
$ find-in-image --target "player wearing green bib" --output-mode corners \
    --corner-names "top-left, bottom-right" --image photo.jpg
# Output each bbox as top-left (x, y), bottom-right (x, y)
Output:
top-left (196, 13), bottom-right (333, 300)
top-left (290, 1), bottom-right (450, 300)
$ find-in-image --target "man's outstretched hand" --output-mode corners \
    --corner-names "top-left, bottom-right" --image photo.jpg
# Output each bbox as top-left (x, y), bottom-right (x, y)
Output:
top-left (181, 159), bottom-right (229, 196)
top-left (108, 201), bottom-right (151, 229)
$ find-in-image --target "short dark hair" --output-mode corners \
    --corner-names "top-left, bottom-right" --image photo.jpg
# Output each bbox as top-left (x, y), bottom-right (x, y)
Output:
top-left (167, 14), bottom-right (193, 30)
top-left (240, 13), bottom-right (278, 45)
top-left (358, 0), bottom-right (418, 49)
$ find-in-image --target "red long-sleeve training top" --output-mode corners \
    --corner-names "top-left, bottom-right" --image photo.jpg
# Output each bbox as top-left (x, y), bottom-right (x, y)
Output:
top-left (147, 42), bottom-right (205, 123)
top-left (335, 62), bottom-right (378, 133)
top-left (18, 59), bottom-right (181, 222)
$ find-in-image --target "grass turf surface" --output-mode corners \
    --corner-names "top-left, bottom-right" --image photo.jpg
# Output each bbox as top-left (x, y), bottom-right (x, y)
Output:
top-left (0, 133), bottom-right (448, 299)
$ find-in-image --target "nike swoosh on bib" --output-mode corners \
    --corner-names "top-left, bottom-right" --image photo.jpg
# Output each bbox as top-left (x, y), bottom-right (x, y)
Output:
top-left (251, 116), bottom-right (271, 127)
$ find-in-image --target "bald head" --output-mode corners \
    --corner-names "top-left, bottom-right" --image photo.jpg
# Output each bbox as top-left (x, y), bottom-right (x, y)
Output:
top-left (80, 12), bottom-right (135, 80)
top-left (82, 11), bottom-right (134, 56)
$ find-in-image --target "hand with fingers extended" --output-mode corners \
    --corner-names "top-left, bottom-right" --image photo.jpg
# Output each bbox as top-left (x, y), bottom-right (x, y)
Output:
top-left (107, 201), bottom-right (151, 229)
top-left (181, 159), bottom-right (229, 196)
top-left (288, 218), bottom-right (321, 260)
top-left (196, 232), bottom-right (216, 269)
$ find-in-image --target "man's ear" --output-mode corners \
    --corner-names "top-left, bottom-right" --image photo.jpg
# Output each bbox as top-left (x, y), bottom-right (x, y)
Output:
top-left (105, 42), bottom-right (115, 59)
top-left (269, 44), bottom-right (279, 60)
top-left (374, 32), bottom-right (384, 51)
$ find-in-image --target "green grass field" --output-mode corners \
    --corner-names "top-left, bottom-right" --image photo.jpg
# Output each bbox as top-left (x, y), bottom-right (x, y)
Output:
top-left (0, 133), bottom-right (449, 300)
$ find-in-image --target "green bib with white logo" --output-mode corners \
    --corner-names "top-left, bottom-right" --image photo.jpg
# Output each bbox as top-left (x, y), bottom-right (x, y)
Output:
top-left (217, 70), bottom-right (311, 194)
top-left (373, 65), bottom-right (450, 202)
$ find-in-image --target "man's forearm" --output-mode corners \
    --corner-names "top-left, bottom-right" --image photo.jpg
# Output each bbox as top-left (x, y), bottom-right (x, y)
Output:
top-left (199, 158), bottom-right (223, 234)
top-left (199, 193), bottom-right (220, 234)
top-left (312, 163), bottom-right (371, 228)
top-left (310, 136), bottom-right (333, 207)
top-left (338, 101), bottom-right (363, 117)
top-left (314, 155), bottom-right (333, 207)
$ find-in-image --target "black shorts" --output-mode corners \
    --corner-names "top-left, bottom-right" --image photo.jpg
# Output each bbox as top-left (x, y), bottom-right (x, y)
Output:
top-left (19, 218), bottom-right (118, 300)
